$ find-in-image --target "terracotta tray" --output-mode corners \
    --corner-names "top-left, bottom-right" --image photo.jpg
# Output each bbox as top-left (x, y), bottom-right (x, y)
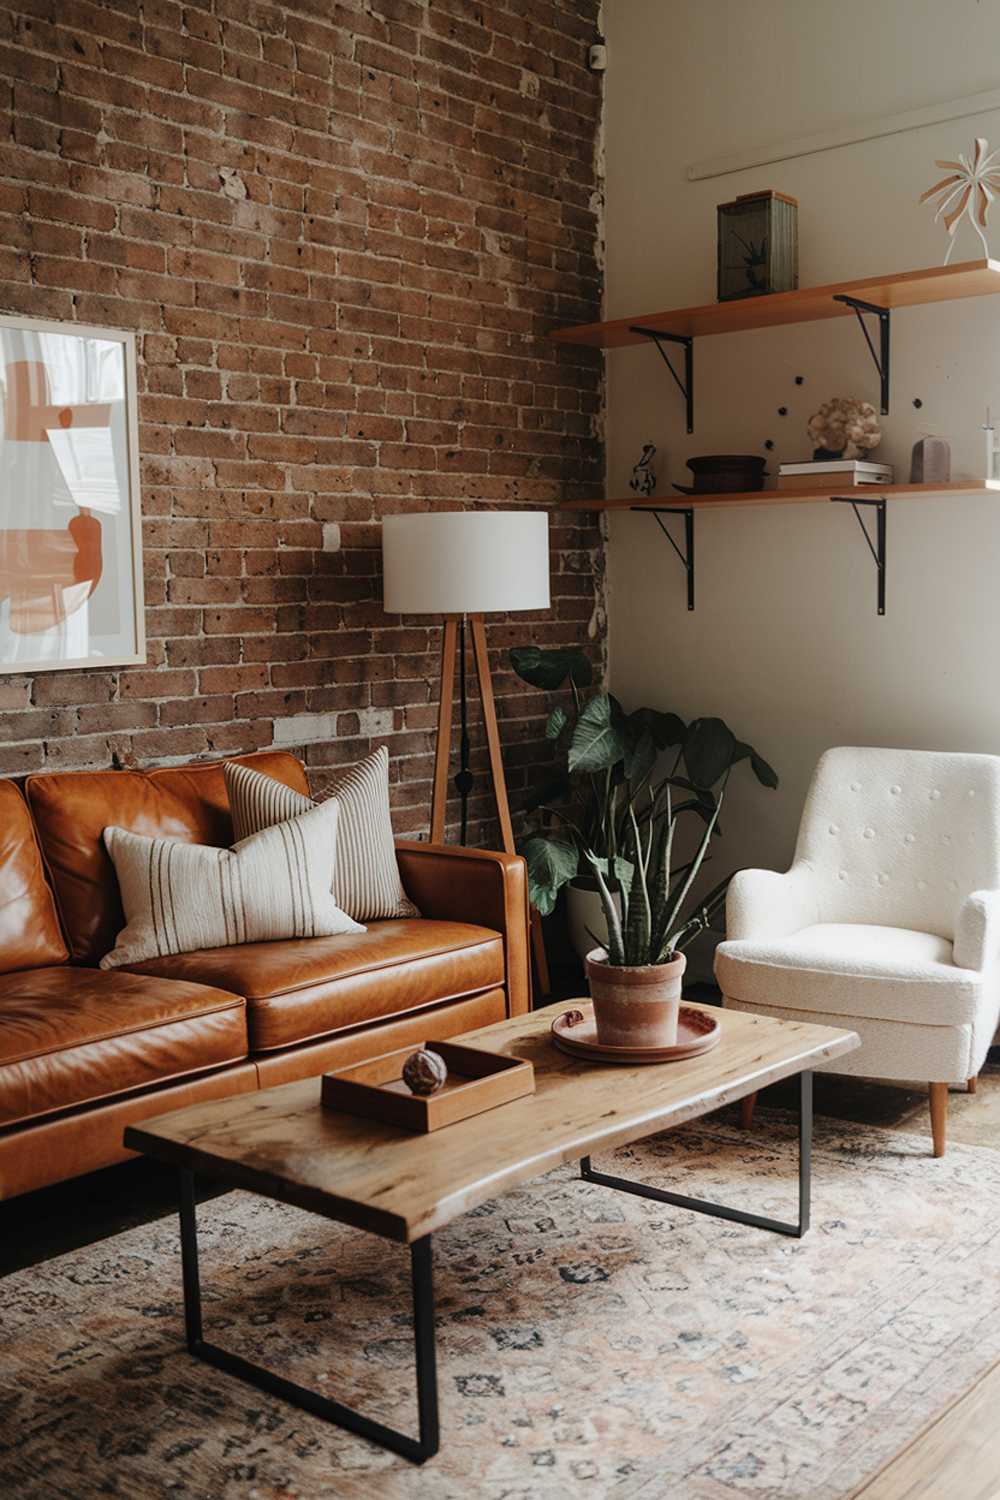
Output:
top-left (321, 1040), bottom-right (534, 1132)
top-left (551, 1002), bottom-right (721, 1064)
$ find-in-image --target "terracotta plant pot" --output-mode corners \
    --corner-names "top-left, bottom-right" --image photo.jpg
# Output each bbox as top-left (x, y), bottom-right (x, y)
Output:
top-left (585, 947), bottom-right (687, 1048)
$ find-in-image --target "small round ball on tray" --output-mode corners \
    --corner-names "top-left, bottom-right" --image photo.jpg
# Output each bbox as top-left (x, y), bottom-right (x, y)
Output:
top-left (402, 1048), bottom-right (448, 1096)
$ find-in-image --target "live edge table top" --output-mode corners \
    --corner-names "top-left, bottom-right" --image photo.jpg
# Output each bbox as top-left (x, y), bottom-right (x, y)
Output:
top-left (124, 1002), bottom-right (859, 1245)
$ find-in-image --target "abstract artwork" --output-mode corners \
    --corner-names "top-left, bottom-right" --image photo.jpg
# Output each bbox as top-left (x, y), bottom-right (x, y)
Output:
top-left (0, 314), bottom-right (144, 674)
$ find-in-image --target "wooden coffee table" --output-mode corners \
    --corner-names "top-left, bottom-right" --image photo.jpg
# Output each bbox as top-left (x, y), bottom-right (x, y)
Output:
top-left (124, 1000), bottom-right (858, 1464)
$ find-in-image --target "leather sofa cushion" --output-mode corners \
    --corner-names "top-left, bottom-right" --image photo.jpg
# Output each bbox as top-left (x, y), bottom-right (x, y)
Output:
top-left (0, 966), bottom-right (248, 1128)
top-left (123, 918), bottom-right (505, 1051)
top-left (0, 1061), bottom-right (260, 1200)
top-left (26, 751), bottom-right (309, 965)
top-left (0, 780), bottom-right (67, 975)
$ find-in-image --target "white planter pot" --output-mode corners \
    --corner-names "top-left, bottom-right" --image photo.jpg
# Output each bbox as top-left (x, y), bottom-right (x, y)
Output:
top-left (566, 880), bottom-right (621, 962)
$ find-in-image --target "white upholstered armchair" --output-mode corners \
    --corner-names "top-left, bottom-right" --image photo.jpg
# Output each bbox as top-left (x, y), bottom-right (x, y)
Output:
top-left (716, 747), bottom-right (1000, 1156)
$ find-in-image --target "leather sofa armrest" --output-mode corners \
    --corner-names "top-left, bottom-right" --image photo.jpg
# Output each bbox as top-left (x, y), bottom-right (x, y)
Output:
top-left (395, 841), bottom-right (531, 1016)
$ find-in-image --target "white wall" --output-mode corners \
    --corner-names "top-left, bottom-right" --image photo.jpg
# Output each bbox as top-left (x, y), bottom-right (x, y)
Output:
top-left (602, 0), bottom-right (1000, 950)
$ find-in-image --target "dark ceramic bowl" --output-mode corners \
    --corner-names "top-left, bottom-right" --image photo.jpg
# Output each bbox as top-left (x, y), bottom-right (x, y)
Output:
top-left (686, 454), bottom-right (766, 474)
top-left (674, 453), bottom-right (767, 495)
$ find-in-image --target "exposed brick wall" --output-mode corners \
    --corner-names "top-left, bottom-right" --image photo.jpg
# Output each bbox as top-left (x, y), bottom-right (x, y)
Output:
top-left (0, 0), bottom-right (605, 840)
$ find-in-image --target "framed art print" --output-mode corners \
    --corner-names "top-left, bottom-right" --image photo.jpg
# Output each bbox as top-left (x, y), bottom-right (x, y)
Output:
top-left (0, 314), bottom-right (145, 674)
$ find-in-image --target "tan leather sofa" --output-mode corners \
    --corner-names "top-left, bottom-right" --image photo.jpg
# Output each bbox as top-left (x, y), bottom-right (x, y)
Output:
top-left (0, 751), bottom-right (530, 1200)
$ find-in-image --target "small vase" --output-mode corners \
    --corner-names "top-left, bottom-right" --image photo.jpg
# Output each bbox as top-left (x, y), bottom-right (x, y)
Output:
top-left (585, 948), bottom-right (687, 1048)
top-left (909, 436), bottom-right (951, 484)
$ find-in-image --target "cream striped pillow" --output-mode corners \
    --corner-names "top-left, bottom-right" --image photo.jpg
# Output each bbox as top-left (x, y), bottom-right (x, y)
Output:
top-left (224, 747), bottom-right (418, 922)
top-left (100, 801), bottom-right (364, 970)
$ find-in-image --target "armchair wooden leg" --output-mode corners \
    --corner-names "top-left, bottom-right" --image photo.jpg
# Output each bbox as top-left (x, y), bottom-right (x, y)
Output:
top-left (740, 1092), bottom-right (758, 1129)
top-left (929, 1082), bottom-right (948, 1158)
top-left (968, 1075), bottom-right (977, 1094)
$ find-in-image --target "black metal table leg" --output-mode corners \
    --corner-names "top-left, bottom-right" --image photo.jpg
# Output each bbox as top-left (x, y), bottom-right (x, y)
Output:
top-left (177, 1169), bottom-right (439, 1463)
top-left (580, 1070), bottom-right (813, 1239)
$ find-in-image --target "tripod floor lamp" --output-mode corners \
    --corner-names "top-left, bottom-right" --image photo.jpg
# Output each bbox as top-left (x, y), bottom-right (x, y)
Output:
top-left (382, 510), bottom-right (551, 988)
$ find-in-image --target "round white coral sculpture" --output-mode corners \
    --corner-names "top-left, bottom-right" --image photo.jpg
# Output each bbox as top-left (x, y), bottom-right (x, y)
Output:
top-left (807, 397), bottom-right (882, 460)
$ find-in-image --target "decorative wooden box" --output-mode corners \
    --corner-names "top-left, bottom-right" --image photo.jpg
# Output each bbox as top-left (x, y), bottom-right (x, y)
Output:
top-left (717, 189), bottom-right (798, 302)
top-left (321, 1041), bottom-right (534, 1132)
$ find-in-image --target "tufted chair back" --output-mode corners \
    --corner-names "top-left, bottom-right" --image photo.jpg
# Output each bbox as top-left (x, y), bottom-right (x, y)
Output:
top-left (793, 747), bottom-right (1000, 939)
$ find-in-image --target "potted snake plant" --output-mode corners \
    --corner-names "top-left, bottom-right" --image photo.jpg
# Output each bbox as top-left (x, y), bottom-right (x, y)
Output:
top-left (584, 716), bottom-right (776, 1047)
top-left (508, 647), bottom-right (776, 1046)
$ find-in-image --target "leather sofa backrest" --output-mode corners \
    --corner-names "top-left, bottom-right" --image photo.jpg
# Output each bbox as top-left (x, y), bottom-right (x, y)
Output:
top-left (26, 751), bottom-right (309, 964)
top-left (0, 779), bottom-right (69, 973)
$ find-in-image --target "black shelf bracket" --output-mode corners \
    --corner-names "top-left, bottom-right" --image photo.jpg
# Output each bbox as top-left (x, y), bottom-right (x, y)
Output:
top-left (629, 325), bottom-right (694, 432)
top-left (832, 294), bottom-right (890, 414)
top-left (831, 495), bottom-right (886, 615)
top-left (633, 506), bottom-right (695, 609)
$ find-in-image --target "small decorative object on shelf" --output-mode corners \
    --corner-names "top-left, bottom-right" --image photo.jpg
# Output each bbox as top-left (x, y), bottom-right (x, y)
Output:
top-left (807, 397), bottom-right (881, 461)
top-left (909, 436), bottom-right (951, 485)
top-left (402, 1048), bottom-right (448, 1096)
top-left (984, 409), bottom-right (1000, 483)
top-left (778, 458), bottom-right (892, 491)
top-left (673, 453), bottom-right (767, 495)
top-left (629, 443), bottom-right (657, 496)
top-left (920, 137), bottom-right (1000, 265)
top-left (717, 189), bottom-right (798, 302)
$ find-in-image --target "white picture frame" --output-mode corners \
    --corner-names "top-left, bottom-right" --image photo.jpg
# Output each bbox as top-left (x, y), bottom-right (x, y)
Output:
top-left (0, 312), bottom-right (145, 675)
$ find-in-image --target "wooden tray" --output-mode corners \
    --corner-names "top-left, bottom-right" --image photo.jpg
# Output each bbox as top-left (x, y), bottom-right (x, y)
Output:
top-left (551, 1003), bottom-right (721, 1064)
top-left (321, 1040), bottom-right (534, 1132)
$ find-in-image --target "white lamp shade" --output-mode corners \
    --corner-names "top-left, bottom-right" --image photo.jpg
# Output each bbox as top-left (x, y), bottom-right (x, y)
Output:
top-left (382, 510), bottom-right (550, 615)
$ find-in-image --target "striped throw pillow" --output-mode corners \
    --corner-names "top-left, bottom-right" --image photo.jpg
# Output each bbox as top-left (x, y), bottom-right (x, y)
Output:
top-left (100, 800), bottom-right (364, 970)
top-left (224, 746), bottom-right (418, 923)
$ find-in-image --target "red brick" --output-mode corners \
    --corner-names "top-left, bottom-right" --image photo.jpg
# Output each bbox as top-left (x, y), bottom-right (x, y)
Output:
top-left (31, 673), bottom-right (116, 707)
top-left (159, 695), bottom-right (235, 725)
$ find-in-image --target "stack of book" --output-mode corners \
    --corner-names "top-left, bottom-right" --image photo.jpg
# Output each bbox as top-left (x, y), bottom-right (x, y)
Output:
top-left (777, 459), bottom-right (893, 491)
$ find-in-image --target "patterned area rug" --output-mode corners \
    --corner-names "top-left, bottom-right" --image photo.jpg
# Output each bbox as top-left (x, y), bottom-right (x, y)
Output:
top-left (3, 1113), bottom-right (1000, 1500)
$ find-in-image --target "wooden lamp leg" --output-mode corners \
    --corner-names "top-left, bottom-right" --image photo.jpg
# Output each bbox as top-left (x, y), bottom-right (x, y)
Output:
top-left (430, 619), bottom-right (458, 845)
top-left (930, 1082), bottom-right (948, 1158)
top-left (740, 1092), bottom-right (758, 1130)
top-left (469, 615), bottom-right (515, 853)
top-left (469, 615), bottom-right (549, 1000)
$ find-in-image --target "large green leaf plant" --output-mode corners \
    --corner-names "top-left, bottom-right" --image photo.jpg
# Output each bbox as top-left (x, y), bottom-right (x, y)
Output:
top-left (510, 646), bottom-right (777, 967)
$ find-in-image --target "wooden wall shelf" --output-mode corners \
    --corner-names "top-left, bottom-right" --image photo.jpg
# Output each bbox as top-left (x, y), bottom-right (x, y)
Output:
top-left (563, 481), bottom-right (991, 511)
top-left (555, 261), bottom-right (1000, 607)
top-left (564, 483), bottom-right (996, 618)
top-left (551, 260), bottom-right (1000, 428)
top-left (551, 260), bottom-right (1000, 349)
